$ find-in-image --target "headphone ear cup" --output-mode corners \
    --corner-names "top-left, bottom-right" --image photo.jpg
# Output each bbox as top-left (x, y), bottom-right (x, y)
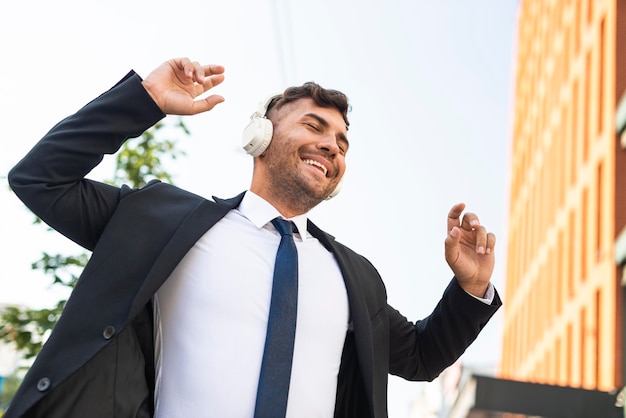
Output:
top-left (242, 117), bottom-right (273, 157)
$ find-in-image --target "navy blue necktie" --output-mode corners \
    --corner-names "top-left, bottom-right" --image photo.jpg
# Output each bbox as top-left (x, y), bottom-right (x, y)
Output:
top-left (254, 218), bottom-right (299, 418)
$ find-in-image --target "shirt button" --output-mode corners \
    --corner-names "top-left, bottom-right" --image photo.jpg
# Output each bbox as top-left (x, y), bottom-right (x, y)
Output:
top-left (37, 377), bottom-right (51, 392)
top-left (103, 325), bottom-right (116, 340)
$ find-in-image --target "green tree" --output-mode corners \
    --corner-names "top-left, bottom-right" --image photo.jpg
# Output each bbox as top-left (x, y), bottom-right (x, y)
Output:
top-left (0, 373), bottom-right (22, 413)
top-left (0, 118), bottom-right (188, 361)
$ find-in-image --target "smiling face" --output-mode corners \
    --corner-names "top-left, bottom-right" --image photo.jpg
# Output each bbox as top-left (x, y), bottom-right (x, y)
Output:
top-left (249, 98), bottom-right (349, 217)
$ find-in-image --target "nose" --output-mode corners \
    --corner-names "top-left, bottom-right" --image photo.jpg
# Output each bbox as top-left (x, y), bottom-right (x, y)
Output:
top-left (317, 134), bottom-right (341, 156)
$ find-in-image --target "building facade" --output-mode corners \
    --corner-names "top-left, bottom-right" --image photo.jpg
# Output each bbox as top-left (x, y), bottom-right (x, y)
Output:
top-left (501, 0), bottom-right (626, 392)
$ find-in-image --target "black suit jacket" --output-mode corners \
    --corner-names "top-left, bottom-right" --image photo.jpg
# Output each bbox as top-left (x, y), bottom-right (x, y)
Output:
top-left (5, 72), bottom-right (501, 418)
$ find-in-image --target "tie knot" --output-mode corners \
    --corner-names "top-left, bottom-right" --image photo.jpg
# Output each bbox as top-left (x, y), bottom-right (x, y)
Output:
top-left (271, 218), bottom-right (295, 237)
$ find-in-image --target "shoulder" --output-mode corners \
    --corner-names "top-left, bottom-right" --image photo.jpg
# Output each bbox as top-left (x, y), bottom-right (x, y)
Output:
top-left (119, 180), bottom-right (211, 204)
top-left (307, 220), bottom-right (379, 270)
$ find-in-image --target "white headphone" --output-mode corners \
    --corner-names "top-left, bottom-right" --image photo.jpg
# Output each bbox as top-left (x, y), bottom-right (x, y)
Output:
top-left (241, 95), bottom-right (343, 200)
top-left (241, 95), bottom-right (277, 157)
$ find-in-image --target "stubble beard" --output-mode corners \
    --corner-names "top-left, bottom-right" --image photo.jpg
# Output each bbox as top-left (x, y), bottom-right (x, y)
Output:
top-left (264, 153), bottom-right (336, 215)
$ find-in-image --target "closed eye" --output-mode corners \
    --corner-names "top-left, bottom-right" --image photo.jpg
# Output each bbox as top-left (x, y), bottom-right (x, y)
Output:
top-left (306, 123), bottom-right (320, 132)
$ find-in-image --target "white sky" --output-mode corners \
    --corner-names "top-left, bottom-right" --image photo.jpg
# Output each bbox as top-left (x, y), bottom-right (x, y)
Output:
top-left (0, 1), bottom-right (519, 416)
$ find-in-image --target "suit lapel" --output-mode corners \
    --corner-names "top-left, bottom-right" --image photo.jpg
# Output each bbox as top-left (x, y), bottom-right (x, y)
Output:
top-left (306, 220), bottom-right (375, 402)
top-left (130, 192), bottom-right (245, 317)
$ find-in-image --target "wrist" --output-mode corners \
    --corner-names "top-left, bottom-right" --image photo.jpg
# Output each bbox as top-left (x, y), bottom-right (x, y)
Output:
top-left (141, 79), bottom-right (162, 110)
top-left (457, 281), bottom-right (490, 298)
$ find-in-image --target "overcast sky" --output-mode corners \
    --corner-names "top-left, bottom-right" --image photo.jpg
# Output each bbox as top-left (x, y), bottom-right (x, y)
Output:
top-left (0, 1), bottom-right (519, 416)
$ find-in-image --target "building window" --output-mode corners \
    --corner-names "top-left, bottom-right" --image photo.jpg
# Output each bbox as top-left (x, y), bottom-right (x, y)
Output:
top-left (598, 17), bottom-right (605, 136)
top-left (581, 307), bottom-right (587, 387)
top-left (596, 161), bottom-right (603, 260)
top-left (582, 189), bottom-right (588, 280)
top-left (594, 289), bottom-right (601, 387)
top-left (571, 79), bottom-right (579, 185)
top-left (569, 210), bottom-right (576, 296)
top-left (583, 52), bottom-right (591, 162)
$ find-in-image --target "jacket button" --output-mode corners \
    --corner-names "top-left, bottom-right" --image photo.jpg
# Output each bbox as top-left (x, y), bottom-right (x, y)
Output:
top-left (37, 377), bottom-right (51, 392)
top-left (103, 325), bottom-right (116, 340)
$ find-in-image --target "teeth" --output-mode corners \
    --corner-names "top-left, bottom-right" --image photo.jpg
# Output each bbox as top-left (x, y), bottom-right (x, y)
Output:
top-left (303, 159), bottom-right (328, 176)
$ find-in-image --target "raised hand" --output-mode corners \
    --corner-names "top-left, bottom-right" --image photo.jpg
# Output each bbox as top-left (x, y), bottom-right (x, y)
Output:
top-left (444, 203), bottom-right (496, 298)
top-left (141, 57), bottom-right (225, 115)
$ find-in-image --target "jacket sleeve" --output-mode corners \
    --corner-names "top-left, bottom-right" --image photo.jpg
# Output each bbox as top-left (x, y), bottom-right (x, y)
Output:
top-left (7, 71), bottom-right (165, 251)
top-left (387, 278), bottom-right (501, 381)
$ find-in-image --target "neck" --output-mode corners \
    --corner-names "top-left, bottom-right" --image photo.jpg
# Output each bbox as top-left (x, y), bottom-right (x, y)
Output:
top-left (249, 184), bottom-right (319, 219)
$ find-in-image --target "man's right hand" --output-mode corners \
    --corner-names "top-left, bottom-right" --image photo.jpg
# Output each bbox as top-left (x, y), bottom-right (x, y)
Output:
top-left (141, 57), bottom-right (225, 115)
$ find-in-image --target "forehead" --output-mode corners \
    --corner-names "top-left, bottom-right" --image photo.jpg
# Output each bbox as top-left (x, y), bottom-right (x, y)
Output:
top-left (275, 98), bottom-right (347, 131)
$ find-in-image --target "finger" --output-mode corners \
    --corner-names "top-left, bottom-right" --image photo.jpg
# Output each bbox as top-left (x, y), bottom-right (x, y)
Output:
top-left (460, 211), bottom-right (480, 231)
top-left (192, 63), bottom-right (225, 85)
top-left (203, 64), bottom-right (225, 76)
top-left (192, 73), bottom-right (225, 99)
top-left (447, 202), bottom-right (466, 234)
top-left (176, 57), bottom-right (195, 79)
top-left (486, 232), bottom-right (496, 254)
top-left (191, 61), bottom-right (205, 84)
top-left (473, 225), bottom-right (488, 254)
top-left (202, 73), bottom-right (226, 90)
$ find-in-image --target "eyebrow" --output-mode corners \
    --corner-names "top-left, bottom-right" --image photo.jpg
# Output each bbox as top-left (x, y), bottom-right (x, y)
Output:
top-left (303, 113), bottom-right (350, 148)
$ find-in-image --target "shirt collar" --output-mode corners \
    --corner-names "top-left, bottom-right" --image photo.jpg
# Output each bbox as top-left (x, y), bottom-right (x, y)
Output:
top-left (237, 191), bottom-right (310, 241)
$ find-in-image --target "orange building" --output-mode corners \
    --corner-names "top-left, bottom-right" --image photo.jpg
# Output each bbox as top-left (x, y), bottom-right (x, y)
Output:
top-left (501, 0), bottom-right (626, 393)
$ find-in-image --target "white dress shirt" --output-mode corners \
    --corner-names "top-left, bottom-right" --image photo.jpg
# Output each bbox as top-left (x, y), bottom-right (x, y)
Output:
top-left (153, 191), bottom-right (350, 418)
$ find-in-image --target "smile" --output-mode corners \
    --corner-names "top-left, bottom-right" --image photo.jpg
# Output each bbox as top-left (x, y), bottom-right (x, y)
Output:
top-left (303, 159), bottom-right (328, 176)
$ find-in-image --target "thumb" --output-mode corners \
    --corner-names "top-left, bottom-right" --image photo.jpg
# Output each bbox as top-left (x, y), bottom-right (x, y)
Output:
top-left (189, 95), bottom-right (225, 115)
top-left (444, 226), bottom-right (461, 266)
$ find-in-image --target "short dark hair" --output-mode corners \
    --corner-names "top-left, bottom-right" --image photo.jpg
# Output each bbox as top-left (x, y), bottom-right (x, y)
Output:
top-left (267, 82), bottom-right (351, 129)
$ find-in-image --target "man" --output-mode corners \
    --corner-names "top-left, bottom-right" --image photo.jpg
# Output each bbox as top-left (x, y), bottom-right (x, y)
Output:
top-left (6, 57), bottom-right (501, 418)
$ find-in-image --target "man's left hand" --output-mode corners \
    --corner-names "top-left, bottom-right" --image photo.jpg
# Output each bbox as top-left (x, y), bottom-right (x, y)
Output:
top-left (444, 202), bottom-right (496, 298)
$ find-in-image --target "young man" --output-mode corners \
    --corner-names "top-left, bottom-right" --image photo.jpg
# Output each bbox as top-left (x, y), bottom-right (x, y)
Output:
top-left (6, 58), bottom-right (500, 418)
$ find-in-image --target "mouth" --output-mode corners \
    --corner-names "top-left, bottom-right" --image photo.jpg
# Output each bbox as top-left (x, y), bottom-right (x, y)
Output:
top-left (302, 158), bottom-right (329, 177)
